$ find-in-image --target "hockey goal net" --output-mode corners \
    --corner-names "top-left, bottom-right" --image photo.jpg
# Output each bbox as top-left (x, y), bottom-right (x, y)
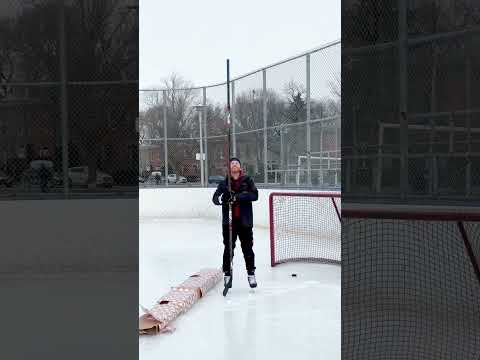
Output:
top-left (342, 204), bottom-right (480, 360)
top-left (269, 192), bottom-right (341, 266)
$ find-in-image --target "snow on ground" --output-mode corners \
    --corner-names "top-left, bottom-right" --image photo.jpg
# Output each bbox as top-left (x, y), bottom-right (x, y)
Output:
top-left (139, 188), bottom-right (340, 360)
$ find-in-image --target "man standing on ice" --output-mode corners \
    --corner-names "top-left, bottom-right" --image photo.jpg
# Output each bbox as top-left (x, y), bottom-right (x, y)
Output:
top-left (213, 157), bottom-right (258, 289)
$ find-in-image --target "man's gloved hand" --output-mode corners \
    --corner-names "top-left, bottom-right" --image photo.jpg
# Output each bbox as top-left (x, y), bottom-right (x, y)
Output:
top-left (221, 191), bottom-right (237, 204)
top-left (229, 192), bottom-right (238, 204)
top-left (220, 191), bottom-right (230, 204)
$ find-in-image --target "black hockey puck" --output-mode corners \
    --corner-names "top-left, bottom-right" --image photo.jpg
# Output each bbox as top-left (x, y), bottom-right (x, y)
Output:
top-left (291, 273), bottom-right (297, 277)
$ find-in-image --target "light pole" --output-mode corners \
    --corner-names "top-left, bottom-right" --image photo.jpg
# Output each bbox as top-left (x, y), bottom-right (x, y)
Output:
top-left (194, 105), bottom-right (207, 186)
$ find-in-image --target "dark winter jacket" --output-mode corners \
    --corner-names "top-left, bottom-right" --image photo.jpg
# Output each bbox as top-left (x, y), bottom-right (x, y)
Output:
top-left (212, 175), bottom-right (258, 227)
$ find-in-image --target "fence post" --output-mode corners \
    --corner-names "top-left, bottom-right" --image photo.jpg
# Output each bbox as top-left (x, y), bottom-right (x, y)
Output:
top-left (399, 0), bottom-right (408, 198)
top-left (306, 54), bottom-right (312, 186)
top-left (199, 110), bottom-right (205, 187)
top-left (163, 90), bottom-right (168, 186)
top-left (203, 87), bottom-right (208, 185)
top-left (59, 1), bottom-right (69, 197)
top-left (336, 122), bottom-right (341, 187)
top-left (263, 69), bottom-right (268, 185)
top-left (280, 126), bottom-right (285, 185)
top-left (319, 126), bottom-right (324, 186)
top-left (466, 50), bottom-right (472, 197)
top-left (376, 124), bottom-right (383, 193)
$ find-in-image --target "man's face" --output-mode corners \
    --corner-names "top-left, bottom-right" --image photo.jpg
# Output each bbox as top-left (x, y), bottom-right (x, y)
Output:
top-left (230, 160), bottom-right (241, 173)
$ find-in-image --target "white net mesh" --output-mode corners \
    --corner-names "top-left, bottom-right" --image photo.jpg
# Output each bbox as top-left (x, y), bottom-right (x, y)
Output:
top-left (342, 205), bottom-right (480, 360)
top-left (269, 192), bottom-right (341, 266)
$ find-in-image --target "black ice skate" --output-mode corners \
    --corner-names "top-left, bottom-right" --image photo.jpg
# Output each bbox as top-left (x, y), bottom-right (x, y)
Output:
top-left (223, 273), bottom-right (233, 296)
top-left (247, 274), bottom-right (257, 288)
top-left (224, 274), bottom-right (232, 288)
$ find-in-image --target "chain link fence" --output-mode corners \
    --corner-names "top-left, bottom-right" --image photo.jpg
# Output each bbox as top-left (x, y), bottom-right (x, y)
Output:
top-left (342, 3), bottom-right (480, 360)
top-left (0, 1), bottom-right (138, 199)
top-left (342, 0), bottom-right (480, 200)
top-left (139, 41), bottom-right (341, 189)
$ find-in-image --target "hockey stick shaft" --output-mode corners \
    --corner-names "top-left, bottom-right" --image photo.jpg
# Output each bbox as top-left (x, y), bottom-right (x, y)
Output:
top-left (224, 59), bottom-right (233, 296)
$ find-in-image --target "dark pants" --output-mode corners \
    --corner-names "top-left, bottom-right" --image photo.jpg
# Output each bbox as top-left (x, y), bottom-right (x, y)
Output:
top-left (222, 220), bottom-right (255, 274)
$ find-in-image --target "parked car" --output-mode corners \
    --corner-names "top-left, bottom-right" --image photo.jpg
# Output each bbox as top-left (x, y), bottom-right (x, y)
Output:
top-left (167, 173), bottom-right (178, 183)
top-left (68, 166), bottom-right (114, 187)
top-left (208, 175), bottom-right (224, 185)
top-left (176, 176), bottom-right (187, 184)
top-left (149, 171), bottom-right (164, 184)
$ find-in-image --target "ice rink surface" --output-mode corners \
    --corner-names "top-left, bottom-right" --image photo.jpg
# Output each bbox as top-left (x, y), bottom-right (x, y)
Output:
top-left (140, 217), bottom-right (340, 360)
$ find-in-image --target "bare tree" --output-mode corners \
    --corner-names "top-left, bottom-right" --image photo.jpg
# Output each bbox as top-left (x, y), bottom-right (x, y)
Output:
top-left (283, 80), bottom-right (306, 123)
top-left (234, 88), bottom-right (263, 131)
top-left (64, 0), bottom-right (137, 188)
top-left (233, 88), bottom-right (284, 174)
top-left (161, 73), bottom-right (199, 138)
top-left (328, 73), bottom-right (341, 100)
top-left (139, 92), bottom-right (163, 141)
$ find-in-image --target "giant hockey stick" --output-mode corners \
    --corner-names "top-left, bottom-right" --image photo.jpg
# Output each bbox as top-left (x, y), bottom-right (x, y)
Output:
top-left (223, 59), bottom-right (233, 297)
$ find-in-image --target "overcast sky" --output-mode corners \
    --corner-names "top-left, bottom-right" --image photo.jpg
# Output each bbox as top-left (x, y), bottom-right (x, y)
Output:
top-left (139, 0), bottom-right (340, 89)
